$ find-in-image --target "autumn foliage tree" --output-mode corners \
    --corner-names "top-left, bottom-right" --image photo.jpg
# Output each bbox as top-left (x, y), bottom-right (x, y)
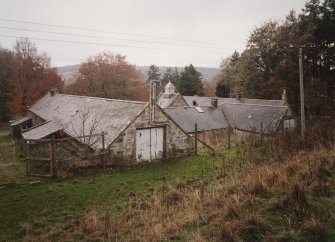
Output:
top-left (216, 0), bottom-right (335, 116)
top-left (66, 52), bottom-right (148, 101)
top-left (0, 47), bottom-right (14, 121)
top-left (10, 38), bottom-right (63, 116)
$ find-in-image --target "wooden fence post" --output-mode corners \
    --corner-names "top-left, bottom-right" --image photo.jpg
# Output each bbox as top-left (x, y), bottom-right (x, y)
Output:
top-left (101, 132), bottom-right (106, 168)
top-left (194, 123), bottom-right (198, 155)
top-left (260, 121), bottom-right (263, 144)
top-left (12, 141), bottom-right (16, 184)
top-left (51, 135), bottom-right (57, 178)
top-left (221, 152), bottom-right (225, 179)
top-left (24, 140), bottom-right (29, 176)
top-left (228, 125), bottom-right (231, 149)
top-left (104, 210), bottom-right (110, 240)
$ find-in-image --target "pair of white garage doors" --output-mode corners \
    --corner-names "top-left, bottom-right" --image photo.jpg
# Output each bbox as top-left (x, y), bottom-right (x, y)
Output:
top-left (135, 127), bottom-right (164, 161)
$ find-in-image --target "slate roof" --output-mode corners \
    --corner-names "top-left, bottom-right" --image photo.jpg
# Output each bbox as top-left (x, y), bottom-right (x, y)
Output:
top-left (10, 116), bottom-right (32, 126)
top-left (221, 103), bottom-right (288, 134)
top-left (183, 96), bottom-right (286, 107)
top-left (164, 98), bottom-right (289, 134)
top-left (157, 93), bottom-right (179, 108)
top-left (22, 120), bottom-right (62, 140)
top-left (28, 93), bottom-right (147, 149)
top-left (164, 106), bottom-right (229, 133)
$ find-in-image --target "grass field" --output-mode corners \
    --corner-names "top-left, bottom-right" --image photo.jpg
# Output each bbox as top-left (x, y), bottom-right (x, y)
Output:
top-left (0, 135), bottom-right (236, 241)
top-left (1, 132), bottom-right (334, 241)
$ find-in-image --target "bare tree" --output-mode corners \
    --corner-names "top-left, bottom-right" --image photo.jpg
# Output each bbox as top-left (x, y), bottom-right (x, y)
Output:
top-left (67, 100), bottom-right (108, 148)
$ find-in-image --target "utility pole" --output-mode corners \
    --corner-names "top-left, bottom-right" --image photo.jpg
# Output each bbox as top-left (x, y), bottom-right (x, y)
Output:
top-left (299, 47), bottom-right (305, 137)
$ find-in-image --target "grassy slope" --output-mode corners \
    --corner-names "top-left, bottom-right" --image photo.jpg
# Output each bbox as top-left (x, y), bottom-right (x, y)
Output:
top-left (105, 146), bottom-right (335, 242)
top-left (0, 135), bottom-right (235, 241)
top-left (1, 134), bottom-right (334, 241)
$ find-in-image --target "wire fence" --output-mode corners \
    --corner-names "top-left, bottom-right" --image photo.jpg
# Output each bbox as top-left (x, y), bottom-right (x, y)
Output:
top-left (0, 140), bottom-right (16, 185)
top-left (2, 118), bottom-right (334, 189)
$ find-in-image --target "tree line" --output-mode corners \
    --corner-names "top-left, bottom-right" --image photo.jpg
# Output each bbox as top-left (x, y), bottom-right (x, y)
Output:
top-left (0, 38), bottom-right (63, 121)
top-left (0, 38), bottom-right (206, 122)
top-left (65, 54), bottom-right (207, 101)
top-left (215, 0), bottom-right (335, 116)
top-left (4, 0), bottom-right (328, 122)
top-left (147, 64), bottom-right (204, 96)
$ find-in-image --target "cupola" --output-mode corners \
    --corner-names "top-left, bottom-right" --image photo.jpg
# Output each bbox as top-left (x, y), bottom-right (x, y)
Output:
top-left (165, 81), bottom-right (175, 94)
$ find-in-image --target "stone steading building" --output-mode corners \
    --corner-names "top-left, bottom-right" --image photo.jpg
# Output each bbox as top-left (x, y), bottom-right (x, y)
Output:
top-left (157, 82), bottom-right (295, 150)
top-left (11, 90), bottom-right (194, 165)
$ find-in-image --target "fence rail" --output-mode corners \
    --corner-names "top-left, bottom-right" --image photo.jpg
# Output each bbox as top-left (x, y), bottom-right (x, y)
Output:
top-left (24, 132), bottom-right (107, 178)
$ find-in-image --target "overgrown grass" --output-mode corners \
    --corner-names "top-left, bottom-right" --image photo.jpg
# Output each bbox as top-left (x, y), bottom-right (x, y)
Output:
top-left (49, 146), bottom-right (333, 242)
top-left (0, 143), bottom-right (236, 241)
top-left (0, 135), bottom-right (42, 185)
top-left (1, 121), bottom-right (335, 241)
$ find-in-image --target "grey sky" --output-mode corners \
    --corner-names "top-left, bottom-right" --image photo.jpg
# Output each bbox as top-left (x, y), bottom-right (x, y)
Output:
top-left (0, 0), bottom-right (307, 68)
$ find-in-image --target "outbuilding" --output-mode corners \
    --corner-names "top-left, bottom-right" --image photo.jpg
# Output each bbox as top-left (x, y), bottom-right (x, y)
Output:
top-left (20, 91), bottom-right (193, 165)
top-left (157, 82), bottom-right (294, 148)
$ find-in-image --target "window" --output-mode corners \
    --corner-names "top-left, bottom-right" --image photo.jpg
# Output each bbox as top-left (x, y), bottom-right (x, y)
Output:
top-left (284, 119), bottom-right (295, 129)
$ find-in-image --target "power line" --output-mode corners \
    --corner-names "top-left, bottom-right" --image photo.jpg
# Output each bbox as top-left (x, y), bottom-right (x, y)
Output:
top-left (0, 34), bottom-right (227, 55)
top-left (0, 34), bottom-right (226, 55)
top-left (0, 26), bottom-right (223, 51)
top-left (0, 18), bottom-right (222, 46)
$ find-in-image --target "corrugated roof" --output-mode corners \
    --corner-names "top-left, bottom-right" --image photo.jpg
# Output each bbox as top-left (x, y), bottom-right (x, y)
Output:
top-left (221, 103), bottom-right (288, 134)
top-left (164, 106), bottom-right (229, 133)
top-left (10, 116), bottom-right (31, 126)
top-left (183, 96), bottom-right (286, 107)
top-left (29, 93), bottom-right (147, 149)
top-left (22, 120), bottom-right (62, 140)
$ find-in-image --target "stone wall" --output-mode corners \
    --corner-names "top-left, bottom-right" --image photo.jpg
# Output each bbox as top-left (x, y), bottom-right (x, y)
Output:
top-left (109, 104), bottom-right (193, 165)
top-left (169, 95), bottom-right (189, 107)
top-left (28, 111), bottom-right (45, 126)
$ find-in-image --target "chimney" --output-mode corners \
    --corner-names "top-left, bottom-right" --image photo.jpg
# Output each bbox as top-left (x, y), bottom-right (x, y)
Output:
top-left (211, 97), bottom-right (218, 108)
top-left (282, 89), bottom-right (287, 102)
top-left (236, 93), bottom-right (241, 100)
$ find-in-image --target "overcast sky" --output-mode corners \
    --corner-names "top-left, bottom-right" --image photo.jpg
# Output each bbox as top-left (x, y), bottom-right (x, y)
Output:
top-left (0, 0), bottom-right (307, 68)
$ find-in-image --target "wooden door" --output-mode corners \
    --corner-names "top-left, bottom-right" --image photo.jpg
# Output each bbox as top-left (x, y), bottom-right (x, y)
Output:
top-left (136, 127), bottom-right (164, 162)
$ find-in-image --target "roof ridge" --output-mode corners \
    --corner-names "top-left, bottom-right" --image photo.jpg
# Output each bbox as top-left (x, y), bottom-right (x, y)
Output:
top-left (221, 103), bottom-right (287, 108)
top-left (56, 93), bottom-right (147, 104)
top-left (165, 106), bottom-right (194, 109)
top-left (222, 97), bottom-right (282, 102)
top-left (183, 95), bottom-right (283, 102)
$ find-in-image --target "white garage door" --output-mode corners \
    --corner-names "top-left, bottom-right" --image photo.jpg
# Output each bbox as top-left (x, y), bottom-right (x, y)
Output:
top-left (136, 127), bottom-right (164, 161)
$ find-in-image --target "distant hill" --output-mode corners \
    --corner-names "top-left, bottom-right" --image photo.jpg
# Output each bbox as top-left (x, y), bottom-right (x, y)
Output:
top-left (56, 64), bottom-right (81, 85)
top-left (57, 64), bottom-right (218, 86)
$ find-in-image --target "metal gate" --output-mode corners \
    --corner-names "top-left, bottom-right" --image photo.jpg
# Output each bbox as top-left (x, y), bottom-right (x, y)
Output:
top-left (136, 127), bottom-right (164, 162)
